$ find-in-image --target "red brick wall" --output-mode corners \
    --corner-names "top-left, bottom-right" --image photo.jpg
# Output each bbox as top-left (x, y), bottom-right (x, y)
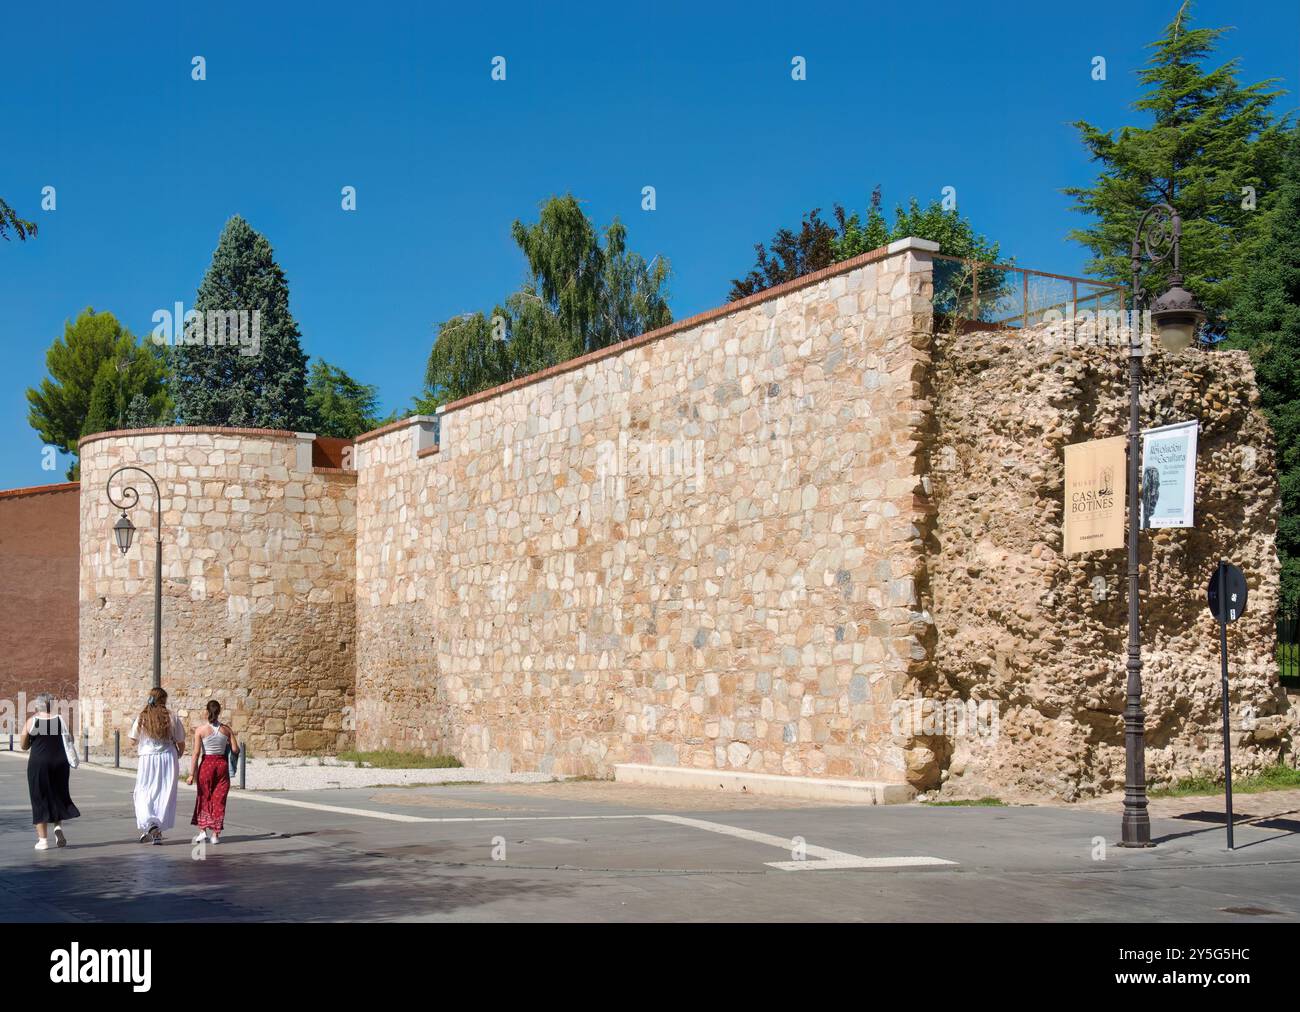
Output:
top-left (0, 483), bottom-right (80, 719)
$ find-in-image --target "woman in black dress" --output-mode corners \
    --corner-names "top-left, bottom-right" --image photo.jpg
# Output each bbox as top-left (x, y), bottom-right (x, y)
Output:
top-left (21, 693), bottom-right (80, 850)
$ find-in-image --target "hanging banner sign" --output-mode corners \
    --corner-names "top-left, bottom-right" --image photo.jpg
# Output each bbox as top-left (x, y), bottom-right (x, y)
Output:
top-left (1063, 435), bottom-right (1126, 555)
top-left (1140, 420), bottom-right (1198, 529)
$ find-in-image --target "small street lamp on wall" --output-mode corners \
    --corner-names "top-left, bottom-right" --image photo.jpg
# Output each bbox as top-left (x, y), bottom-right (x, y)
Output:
top-left (1120, 204), bottom-right (1207, 848)
top-left (106, 466), bottom-right (164, 690)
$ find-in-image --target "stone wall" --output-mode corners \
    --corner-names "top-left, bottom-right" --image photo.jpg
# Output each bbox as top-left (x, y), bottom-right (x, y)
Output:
top-left (354, 241), bottom-right (935, 780)
top-left (0, 483), bottom-right (80, 717)
top-left (54, 238), bottom-right (1293, 799)
top-left (925, 321), bottom-right (1294, 799)
top-left (78, 428), bottom-right (356, 756)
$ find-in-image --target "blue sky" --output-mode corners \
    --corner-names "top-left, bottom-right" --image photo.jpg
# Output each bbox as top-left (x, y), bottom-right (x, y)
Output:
top-left (1, 0), bottom-right (1296, 490)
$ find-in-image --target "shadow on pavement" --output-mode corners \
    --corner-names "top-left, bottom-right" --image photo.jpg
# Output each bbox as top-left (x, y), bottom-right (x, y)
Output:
top-left (0, 839), bottom-right (583, 922)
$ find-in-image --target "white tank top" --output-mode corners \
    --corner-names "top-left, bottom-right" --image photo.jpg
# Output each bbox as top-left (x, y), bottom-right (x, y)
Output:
top-left (201, 723), bottom-right (229, 755)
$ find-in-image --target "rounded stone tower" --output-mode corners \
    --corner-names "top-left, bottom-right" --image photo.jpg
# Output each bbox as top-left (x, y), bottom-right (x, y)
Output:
top-left (78, 427), bottom-right (356, 757)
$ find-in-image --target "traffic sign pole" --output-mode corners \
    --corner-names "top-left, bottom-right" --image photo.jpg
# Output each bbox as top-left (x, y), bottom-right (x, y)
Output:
top-left (1217, 560), bottom-right (1234, 851)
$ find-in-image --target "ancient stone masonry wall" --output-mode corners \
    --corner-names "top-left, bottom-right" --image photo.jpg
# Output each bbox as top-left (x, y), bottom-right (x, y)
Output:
top-left (62, 245), bottom-right (1291, 796)
top-left (927, 323), bottom-right (1294, 800)
top-left (79, 429), bottom-right (356, 757)
top-left (353, 419), bottom-right (444, 756)
top-left (355, 242), bottom-right (938, 780)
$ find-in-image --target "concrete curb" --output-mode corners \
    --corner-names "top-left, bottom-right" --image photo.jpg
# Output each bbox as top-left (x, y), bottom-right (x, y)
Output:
top-left (613, 763), bottom-right (914, 805)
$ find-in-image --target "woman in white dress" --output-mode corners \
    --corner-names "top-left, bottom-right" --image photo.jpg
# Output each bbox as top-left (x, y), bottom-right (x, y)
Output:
top-left (129, 688), bottom-right (186, 844)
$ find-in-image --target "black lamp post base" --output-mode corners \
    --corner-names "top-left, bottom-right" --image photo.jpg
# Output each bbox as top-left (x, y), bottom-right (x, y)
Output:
top-left (1118, 810), bottom-right (1155, 848)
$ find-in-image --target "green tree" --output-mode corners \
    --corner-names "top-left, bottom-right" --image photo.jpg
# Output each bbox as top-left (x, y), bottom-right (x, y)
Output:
top-left (420, 195), bottom-right (671, 406)
top-left (595, 221), bottom-right (672, 345)
top-left (173, 216), bottom-right (310, 429)
top-left (421, 312), bottom-right (514, 408)
top-left (27, 309), bottom-right (170, 478)
top-left (306, 359), bottom-right (382, 438)
top-left (1065, 1), bottom-right (1289, 324)
top-left (0, 197), bottom-right (37, 241)
top-left (125, 392), bottom-right (163, 428)
top-left (728, 188), bottom-right (1003, 302)
top-left (1225, 128), bottom-right (1300, 605)
top-left (728, 208), bottom-right (840, 300)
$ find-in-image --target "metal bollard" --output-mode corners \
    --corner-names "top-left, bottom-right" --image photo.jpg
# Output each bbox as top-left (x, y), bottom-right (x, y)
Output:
top-left (239, 746), bottom-right (247, 790)
top-left (81, 728), bottom-right (89, 764)
top-left (114, 730), bottom-right (120, 768)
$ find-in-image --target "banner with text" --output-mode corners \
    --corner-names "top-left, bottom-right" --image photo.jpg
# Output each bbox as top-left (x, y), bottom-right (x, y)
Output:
top-left (1064, 435), bottom-right (1126, 555)
top-left (1141, 420), bottom-right (1198, 529)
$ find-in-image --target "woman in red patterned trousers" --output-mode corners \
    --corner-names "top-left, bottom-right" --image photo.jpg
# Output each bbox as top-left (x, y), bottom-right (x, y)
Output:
top-left (186, 699), bottom-right (238, 845)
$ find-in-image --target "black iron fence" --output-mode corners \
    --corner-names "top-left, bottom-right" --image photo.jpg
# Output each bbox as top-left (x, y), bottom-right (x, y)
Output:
top-left (1280, 602), bottom-right (1300, 683)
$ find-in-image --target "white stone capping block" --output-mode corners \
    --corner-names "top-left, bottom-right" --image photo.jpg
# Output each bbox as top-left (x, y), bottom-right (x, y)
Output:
top-left (409, 415), bottom-right (439, 457)
top-left (614, 764), bottom-right (915, 804)
top-left (887, 236), bottom-right (941, 255)
top-left (294, 432), bottom-right (316, 472)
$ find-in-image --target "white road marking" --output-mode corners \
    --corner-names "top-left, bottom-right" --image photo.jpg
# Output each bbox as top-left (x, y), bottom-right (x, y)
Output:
top-left (766, 856), bottom-right (957, 871)
top-left (0, 752), bottom-right (957, 871)
top-left (649, 814), bottom-right (956, 871)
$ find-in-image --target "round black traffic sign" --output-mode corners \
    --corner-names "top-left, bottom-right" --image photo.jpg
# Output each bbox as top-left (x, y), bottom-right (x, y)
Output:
top-left (1207, 561), bottom-right (1248, 624)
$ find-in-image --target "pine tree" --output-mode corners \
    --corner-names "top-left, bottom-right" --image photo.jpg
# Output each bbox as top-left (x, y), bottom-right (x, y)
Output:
top-left (173, 216), bottom-right (310, 429)
top-left (125, 392), bottom-right (160, 428)
top-left (1065, 1), bottom-right (1289, 324)
top-left (306, 359), bottom-right (382, 438)
top-left (82, 362), bottom-right (122, 437)
top-left (27, 308), bottom-right (169, 478)
top-left (1226, 127), bottom-right (1300, 605)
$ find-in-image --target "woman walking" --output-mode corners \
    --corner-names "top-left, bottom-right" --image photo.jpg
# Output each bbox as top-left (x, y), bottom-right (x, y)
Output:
top-left (21, 693), bottom-right (80, 850)
top-left (129, 688), bottom-right (186, 844)
top-left (187, 700), bottom-right (238, 845)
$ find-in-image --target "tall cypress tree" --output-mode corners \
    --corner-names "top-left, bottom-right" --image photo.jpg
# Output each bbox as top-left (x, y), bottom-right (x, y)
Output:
top-left (1226, 128), bottom-right (1300, 606)
top-left (173, 216), bottom-right (310, 429)
top-left (1065, 2), bottom-right (1289, 323)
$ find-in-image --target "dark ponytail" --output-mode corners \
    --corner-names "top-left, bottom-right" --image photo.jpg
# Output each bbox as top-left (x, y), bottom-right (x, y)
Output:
top-left (206, 700), bottom-right (222, 725)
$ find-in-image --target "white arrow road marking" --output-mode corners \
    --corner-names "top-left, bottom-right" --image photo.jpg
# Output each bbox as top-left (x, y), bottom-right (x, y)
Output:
top-left (649, 814), bottom-right (957, 871)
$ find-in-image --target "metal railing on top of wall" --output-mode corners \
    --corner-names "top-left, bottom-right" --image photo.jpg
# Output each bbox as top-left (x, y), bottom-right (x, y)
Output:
top-left (932, 254), bottom-right (1126, 330)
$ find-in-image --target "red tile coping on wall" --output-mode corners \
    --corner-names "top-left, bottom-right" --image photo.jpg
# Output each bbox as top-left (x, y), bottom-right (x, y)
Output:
top-left (353, 415), bottom-right (425, 445)
top-left (353, 242), bottom-right (895, 446)
top-left (0, 481), bottom-right (79, 500)
top-left (416, 445), bottom-right (441, 459)
top-left (77, 425), bottom-right (303, 450)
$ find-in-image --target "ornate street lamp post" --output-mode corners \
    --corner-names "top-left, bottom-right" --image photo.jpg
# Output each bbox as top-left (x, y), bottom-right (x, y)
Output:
top-left (1120, 204), bottom-right (1206, 847)
top-left (106, 466), bottom-right (164, 690)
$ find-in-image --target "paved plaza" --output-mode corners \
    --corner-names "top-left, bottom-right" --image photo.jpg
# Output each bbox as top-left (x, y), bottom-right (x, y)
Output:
top-left (2, 753), bottom-right (1298, 922)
